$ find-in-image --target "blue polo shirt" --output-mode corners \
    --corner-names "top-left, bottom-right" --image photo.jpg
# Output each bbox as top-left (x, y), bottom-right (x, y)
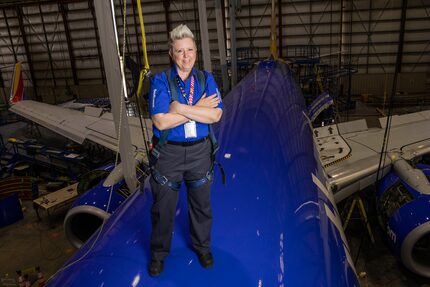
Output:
top-left (149, 66), bottom-right (223, 142)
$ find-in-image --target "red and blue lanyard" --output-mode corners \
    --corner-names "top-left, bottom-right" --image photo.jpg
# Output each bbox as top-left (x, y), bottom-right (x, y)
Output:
top-left (176, 75), bottom-right (194, 106)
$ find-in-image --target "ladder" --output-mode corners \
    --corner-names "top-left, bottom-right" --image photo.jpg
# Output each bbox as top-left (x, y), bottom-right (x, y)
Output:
top-left (342, 195), bottom-right (375, 243)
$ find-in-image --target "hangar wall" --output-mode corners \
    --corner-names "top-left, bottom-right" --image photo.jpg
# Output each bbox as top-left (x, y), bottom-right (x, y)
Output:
top-left (0, 0), bottom-right (428, 104)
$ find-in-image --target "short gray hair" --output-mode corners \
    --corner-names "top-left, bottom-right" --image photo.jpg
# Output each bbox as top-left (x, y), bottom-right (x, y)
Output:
top-left (169, 24), bottom-right (196, 54)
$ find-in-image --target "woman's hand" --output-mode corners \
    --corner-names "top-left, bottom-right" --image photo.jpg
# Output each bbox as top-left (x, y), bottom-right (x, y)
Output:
top-left (169, 101), bottom-right (184, 114)
top-left (196, 93), bottom-right (220, 108)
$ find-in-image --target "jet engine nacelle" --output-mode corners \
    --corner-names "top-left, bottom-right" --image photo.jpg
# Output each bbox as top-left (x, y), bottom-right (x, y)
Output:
top-left (63, 165), bottom-right (128, 248)
top-left (377, 163), bottom-right (430, 277)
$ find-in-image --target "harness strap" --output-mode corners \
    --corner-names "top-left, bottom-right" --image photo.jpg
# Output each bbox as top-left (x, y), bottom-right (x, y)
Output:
top-left (151, 168), bottom-right (181, 191)
top-left (185, 160), bottom-right (226, 188)
top-left (208, 125), bottom-right (219, 156)
top-left (207, 124), bottom-right (226, 185)
top-left (215, 161), bottom-right (226, 185)
top-left (195, 69), bottom-right (205, 94)
top-left (185, 171), bottom-right (213, 189)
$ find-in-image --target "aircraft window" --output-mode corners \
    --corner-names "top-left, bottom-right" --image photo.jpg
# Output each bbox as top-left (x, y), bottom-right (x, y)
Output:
top-left (378, 182), bottom-right (413, 228)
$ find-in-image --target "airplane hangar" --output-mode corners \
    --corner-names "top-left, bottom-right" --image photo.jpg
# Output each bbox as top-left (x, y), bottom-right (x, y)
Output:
top-left (0, 0), bottom-right (429, 286)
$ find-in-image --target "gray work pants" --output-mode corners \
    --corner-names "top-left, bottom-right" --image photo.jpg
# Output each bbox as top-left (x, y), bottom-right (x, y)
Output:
top-left (150, 138), bottom-right (213, 261)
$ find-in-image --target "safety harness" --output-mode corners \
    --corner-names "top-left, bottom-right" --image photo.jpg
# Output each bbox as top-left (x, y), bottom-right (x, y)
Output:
top-left (149, 68), bottom-right (225, 190)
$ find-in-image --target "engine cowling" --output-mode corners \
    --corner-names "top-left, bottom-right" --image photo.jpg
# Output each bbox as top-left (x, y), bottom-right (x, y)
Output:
top-left (64, 166), bottom-right (129, 248)
top-left (377, 163), bottom-right (430, 277)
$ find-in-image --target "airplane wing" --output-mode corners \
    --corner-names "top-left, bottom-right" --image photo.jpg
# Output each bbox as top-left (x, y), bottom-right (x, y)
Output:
top-left (9, 100), bottom-right (152, 161)
top-left (314, 110), bottom-right (430, 202)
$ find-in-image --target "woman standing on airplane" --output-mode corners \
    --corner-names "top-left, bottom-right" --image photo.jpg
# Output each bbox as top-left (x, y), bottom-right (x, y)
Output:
top-left (147, 24), bottom-right (223, 277)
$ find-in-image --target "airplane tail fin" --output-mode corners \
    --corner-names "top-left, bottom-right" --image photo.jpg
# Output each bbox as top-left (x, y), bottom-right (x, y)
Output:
top-left (9, 62), bottom-right (26, 104)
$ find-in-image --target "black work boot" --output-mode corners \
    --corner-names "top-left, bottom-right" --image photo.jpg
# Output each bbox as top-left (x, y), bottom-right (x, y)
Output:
top-left (198, 252), bottom-right (214, 268)
top-left (149, 260), bottom-right (164, 277)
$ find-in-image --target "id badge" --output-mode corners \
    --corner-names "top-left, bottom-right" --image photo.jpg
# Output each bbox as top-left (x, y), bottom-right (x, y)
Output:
top-left (184, 121), bottom-right (197, 138)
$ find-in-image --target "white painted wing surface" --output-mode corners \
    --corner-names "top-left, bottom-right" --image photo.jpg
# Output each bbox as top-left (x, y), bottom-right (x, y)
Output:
top-left (314, 110), bottom-right (430, 202)
top-left (9, 100), bottom-right (153, 157)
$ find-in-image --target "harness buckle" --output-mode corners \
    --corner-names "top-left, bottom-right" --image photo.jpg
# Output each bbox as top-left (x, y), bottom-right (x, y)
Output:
top-left (206, 170), bottom-right (213, 181)
top-left (151, 169), bottom-right (168, 185)
top-left (212, 145), bottom-right (219, 157)
top-left (149, 148), bottom-right (161, 167)
top-left (158, 175), bottom-right (168, 185)
top-left (151, 147), bottom-right (160, 159)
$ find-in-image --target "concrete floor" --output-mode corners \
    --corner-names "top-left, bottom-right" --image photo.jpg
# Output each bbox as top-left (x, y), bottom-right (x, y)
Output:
top-left (0, 200), bottom-right (73, 286)
top-left (0, 121), bottom-right (76, 285)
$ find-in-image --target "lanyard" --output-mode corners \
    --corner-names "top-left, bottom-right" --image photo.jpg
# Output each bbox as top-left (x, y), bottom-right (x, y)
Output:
top-left (176, 75), bottom-right (194, 106)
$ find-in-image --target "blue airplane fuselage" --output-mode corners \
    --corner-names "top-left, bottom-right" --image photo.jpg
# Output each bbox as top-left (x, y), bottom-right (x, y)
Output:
top-left (49, 60), bottom-right (359, 286)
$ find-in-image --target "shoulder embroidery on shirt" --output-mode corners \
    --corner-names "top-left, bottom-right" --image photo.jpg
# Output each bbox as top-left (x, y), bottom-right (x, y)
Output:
top-left (152, 88), bottom-right (157, 109)
top-left (216, 88), bottom-right (222, 102)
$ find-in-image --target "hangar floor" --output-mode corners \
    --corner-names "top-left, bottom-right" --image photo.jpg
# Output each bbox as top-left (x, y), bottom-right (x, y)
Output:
top-left (0, 200), bottom-right (71, 285)
top-left (1, 102), bottom-right (430, 286)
